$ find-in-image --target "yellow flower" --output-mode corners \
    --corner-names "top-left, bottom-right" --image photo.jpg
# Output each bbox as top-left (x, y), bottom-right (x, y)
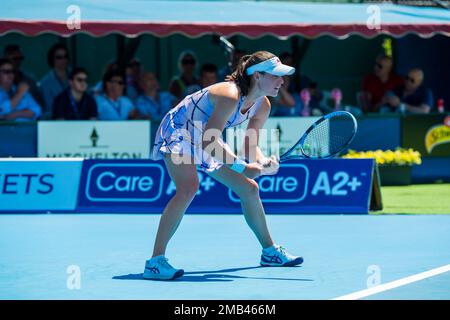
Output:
top-left (341, 148), bottom-right (421, 167)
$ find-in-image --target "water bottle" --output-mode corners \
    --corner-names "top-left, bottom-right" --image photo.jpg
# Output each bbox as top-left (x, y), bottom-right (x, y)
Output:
top-left (300, 89), bottom-right (311, 116)
top-left (437, 99), bottom-right (445, 113)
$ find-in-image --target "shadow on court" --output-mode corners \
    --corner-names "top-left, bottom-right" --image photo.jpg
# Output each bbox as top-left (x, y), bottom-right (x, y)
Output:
top-left (113, 265), bottom-right (313, 282)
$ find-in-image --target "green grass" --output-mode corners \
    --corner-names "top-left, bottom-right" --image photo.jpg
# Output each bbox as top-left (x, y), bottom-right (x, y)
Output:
top-left (372, 184), bottom-right (450, 215)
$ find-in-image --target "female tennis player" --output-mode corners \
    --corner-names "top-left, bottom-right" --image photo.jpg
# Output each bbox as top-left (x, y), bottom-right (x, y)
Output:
top-left (145, 51), bottom-right (304, 280)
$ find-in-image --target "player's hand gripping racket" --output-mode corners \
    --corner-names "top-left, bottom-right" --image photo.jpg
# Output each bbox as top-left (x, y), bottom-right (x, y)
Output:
top-left (278, 110), bottom-right (358, 162)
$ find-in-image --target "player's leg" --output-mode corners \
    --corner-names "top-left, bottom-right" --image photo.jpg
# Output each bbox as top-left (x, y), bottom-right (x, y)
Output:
top-left (144, 154), bottom-right (199, 280)
top-left (152, 154), bottom-right (199, 257)
top-left (208, 164), bottom-right (274, 248)
top-left (207, 165), bottom-right (303, 267)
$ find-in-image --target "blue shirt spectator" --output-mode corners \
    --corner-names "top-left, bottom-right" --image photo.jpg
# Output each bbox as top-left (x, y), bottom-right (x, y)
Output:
top-left (136, 92), bottom-right (175, 121)
top-left (3, 44), bottom-right (44, 107)
top-left (0, 85), bottom-right (41, 121)
top-left (95, 69), bottom-right (138, 120)
top-left (0, 58), bottom-right (41, 121)
top-left (40, 70), bottom-right (69, 118)
top-left (136, 71), bottom-right (176, 121)
top-left (95, 94), bottom-right (135, 120)
top-left (39, 43), bottom-right (71, 119)
top-left (125, 58), bottom-right (143, 102)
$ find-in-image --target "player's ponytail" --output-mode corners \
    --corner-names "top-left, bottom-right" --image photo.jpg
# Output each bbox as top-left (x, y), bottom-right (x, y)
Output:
top-left (226, 51), bottom-right (276, 96)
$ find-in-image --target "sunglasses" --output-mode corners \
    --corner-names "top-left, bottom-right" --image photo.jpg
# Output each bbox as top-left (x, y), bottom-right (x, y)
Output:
top-left (182, 59), bottom-right (196, 65)
top-left (0, 69), bottom-right (14, 75)
top-left (74, 77), bottom-right (87, 83)
top-left (11, 56), bottom-right (24, 61)
top-left (406, 76), bottom-right (415, 84)
top-left (109, 79), bottom-right (124, 85)
top-left (375, 63), bottom-right (384, 69)
top-left (55, 54), bottom-right (68, 60)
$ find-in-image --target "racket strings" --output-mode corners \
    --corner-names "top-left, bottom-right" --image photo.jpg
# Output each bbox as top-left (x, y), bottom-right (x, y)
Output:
top-left (303, 114), bottom-right (355, 158)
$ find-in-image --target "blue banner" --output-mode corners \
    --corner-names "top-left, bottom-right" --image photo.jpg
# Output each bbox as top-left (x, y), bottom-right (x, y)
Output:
top-left (78, 159), bottom-right (375, 214)
top-left (0, 159), bottom-right (83, 212)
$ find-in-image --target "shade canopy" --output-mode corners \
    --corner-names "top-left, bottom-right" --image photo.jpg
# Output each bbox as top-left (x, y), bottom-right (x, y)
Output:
top-left (1, 0), bottom-right (450, 39)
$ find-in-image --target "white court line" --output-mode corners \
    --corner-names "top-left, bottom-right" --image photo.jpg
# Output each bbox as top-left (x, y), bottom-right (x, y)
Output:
top-left (332, 264), bottom-right (450, 300)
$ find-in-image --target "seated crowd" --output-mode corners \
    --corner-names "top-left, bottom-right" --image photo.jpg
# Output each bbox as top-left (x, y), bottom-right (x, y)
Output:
top-left (0, 43), bottom-right (441, 123)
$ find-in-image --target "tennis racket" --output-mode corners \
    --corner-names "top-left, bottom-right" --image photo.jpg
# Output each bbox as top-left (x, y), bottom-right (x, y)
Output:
top-left (279, 110), bottom-right (358, 162)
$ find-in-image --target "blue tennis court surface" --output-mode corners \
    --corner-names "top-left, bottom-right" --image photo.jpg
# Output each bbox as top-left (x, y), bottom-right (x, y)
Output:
top-left (0, 214), bottom-right (449, 300)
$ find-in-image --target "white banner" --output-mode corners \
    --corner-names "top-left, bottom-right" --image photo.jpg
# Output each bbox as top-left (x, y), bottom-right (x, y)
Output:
top-left (226, 117), bottom-right (319, 158)
top-left (38, 121), bottom-right (151, 159)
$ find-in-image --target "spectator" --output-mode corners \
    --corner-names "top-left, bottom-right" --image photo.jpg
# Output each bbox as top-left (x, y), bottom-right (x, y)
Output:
top-left (381, 68), bottom-right (433, 114)
top-left (199, 63), bottom-right (218, 88)
top-left (360, 54), bottom-right (404, 113)
top-left (95, 70), bottom-right (138, 120)
top-left (91, 60), bottom-right (121, 96)
top-left (218, 48), bottom-right (246, 81)
top-left (52, 67), bottom-right (98, 120)
top-left (278, 51), bottom-right (324, 115)
top-left (3, 44), bottom-right (43, 106)
top-left (136, 71), bottom-right (176, 121)
top-left (271, 75), bottom-right (298, 116)
top-left (39, 43), bottom-right (70, 119)
top-left (168, 51), bottom-right (201, 101)
top-left (125, 58), bottom-right (143, 102)
top-left (0, 58), bottom-right (41, 121)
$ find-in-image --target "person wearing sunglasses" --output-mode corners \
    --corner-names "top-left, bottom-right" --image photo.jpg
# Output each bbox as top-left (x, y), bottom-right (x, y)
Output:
top-left (52, 67), bottom-right (98, 120)
top-left (0, 58), bottom-right (41, 121)
top-left (381, 68), bottom-right (433, 114)
top-left (125, 58), bottom-right (143, 102)
top-left (95, 70), bottom-right (139, 120)
top-left (360, 54), bottom-right (404, 113)
top-left (168, 51), bottom-right (201, 102)
top-left (3, 44), bottom-right (43, 107)
top-left (39, 43), bottom-right (71, 119)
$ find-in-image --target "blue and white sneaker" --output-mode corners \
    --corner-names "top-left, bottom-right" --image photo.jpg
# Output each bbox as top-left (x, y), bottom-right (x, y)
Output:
top-left (260, 245), bottom-right (304, 267)
top-left (143, 255), bottom-right (184, 280)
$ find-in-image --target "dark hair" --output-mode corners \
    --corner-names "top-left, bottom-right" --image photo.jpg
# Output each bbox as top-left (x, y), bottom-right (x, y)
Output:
top-left (0, 58), bottom-right (13, 69)
top-left (200, 63), bottom-right (218, 75)
top-left (3, 44), bottom-right (21, 55)
top-left (279, 51), bottom-right (292, 61)
top-left (226, 50), bottom-right (275, 96)
top-left (102, 69), bottom-right (125, 93)
top-left (69, 67), bottom-right (88, 80)
top-left (376, 54), bottom-right (392, 62)
top-left (47, 43), bottom-right (69, 67)
top-left (127, 58), bottom-right (141, 68)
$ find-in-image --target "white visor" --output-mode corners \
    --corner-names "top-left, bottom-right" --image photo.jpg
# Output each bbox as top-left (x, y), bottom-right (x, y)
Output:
top-left (246, 57), bottom-right (295, 76)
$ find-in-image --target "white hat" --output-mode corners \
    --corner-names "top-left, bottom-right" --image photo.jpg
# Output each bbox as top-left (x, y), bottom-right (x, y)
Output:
top-left (246, 57), bottom-right (295, 76)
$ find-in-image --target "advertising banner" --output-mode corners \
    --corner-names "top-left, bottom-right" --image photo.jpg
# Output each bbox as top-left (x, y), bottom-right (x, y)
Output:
top-left (37, 121), bottom-right (151, 159)
top-left (78, 159), bottom-right (375, 214)
top-left (0, 158), bottom-right (83, 212)
top-left (402, 114), bottom-right (450, 157)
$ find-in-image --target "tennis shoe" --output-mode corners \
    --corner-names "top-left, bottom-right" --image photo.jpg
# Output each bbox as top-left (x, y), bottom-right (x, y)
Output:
top-left (260, 244), bottom-right (303, 267)
top-left (143, 255), bottom-right (184, 280)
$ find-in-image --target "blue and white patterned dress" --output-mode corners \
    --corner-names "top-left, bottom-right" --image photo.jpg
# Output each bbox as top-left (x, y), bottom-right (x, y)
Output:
top-left (151, 86), bottom-right (264, 172)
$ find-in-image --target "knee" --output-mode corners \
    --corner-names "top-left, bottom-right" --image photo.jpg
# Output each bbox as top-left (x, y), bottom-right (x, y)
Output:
top-left (237, 179), bottom-right (260, 198)
top-left (175, 180), bottom-right (199, 201)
